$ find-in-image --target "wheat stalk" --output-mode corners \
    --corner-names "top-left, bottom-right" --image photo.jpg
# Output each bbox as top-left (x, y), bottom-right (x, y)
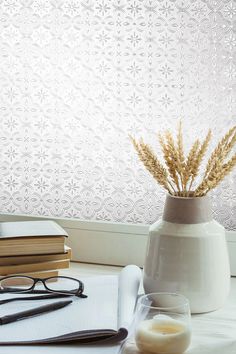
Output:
top-left (183, 139), bottom-right (200, 193)
top-left (195, 153), bottom-right (236, 196)
top-left (158, 133), bottom-right (180, 194)
top-left (186, 130), bottom-right (211, 195)
top-left (176, 120), bottom-right (186, 194)
top-left (224, 131), bottom-right (236, 156)
top-left (130, 136), bottom-right (172, 194)
top-left (203, 126), bottom-right (236, 180)
top-left (165, 131), bottom-right (184, 194)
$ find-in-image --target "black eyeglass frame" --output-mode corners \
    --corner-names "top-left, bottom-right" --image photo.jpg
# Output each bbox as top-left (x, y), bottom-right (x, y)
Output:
top-left (0, 275), bottom-right (85, 297)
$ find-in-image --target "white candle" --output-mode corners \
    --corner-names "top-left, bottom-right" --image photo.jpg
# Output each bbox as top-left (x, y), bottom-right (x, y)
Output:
top-left (135, 315), bottom-right (191, 354)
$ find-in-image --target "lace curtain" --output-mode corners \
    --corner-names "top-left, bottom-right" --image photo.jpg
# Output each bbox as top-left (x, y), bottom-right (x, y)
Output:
top-left (0, 0), bottom-right (235, 230)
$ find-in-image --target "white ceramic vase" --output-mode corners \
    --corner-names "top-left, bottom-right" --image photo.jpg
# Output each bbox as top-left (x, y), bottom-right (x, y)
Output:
top-left (143, 194), bottom-right (231, 313)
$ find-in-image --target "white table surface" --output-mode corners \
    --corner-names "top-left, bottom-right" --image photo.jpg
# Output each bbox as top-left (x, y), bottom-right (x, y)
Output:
top-left (0, 262), bottom-right (236, 354)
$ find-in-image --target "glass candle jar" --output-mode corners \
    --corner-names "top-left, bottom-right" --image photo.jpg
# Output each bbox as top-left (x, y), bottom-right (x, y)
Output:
top-left (120, 292), bottom-right (191, 354)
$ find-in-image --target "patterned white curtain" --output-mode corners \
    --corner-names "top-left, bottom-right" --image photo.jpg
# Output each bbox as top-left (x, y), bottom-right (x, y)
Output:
top-left (0, 0), bottom-right (235, 229)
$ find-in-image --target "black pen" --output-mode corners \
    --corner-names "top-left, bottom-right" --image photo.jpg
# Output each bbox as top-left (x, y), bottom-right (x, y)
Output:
top-left (0, 293), bottom-right (71, 305)
top-left (0, 300), bottom-right (72, 325)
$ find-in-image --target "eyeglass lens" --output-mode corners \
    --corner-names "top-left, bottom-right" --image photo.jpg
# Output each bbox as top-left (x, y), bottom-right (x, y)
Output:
top-left (45, 277), bottom-right (80, 293)
top-left (0, 277), bottom-right (34, 292)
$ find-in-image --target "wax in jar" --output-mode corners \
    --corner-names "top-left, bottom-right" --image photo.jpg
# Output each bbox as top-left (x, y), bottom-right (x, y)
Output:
top-left (135, 315), bottom-right (191, 354)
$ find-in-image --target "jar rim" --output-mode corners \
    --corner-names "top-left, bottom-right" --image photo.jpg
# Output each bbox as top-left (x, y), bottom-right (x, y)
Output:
top-left (138, 292), bottom-right (190, 311)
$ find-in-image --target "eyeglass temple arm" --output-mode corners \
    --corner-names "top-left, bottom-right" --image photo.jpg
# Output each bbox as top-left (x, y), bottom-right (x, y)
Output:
top-left (0, 293), bottom-right (70, 304)
top-left (0, 287), bottom-right (87, 297)
top-left (0, 288), bottom-right (54, 294)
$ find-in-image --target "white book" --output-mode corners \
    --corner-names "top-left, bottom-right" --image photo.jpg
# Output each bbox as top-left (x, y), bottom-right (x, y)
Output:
top-left (0, 265), bottom-right (141, 353)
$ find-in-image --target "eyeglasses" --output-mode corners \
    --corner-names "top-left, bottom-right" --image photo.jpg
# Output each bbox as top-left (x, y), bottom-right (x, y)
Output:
top-left (0, 275), bottom-right (86, 298)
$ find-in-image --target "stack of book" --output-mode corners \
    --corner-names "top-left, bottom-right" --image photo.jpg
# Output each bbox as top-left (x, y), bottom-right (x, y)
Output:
top-left (0, 220), bottom-right (71, 278)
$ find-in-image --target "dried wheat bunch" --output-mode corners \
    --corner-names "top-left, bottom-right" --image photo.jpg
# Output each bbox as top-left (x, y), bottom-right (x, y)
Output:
top-left (130, 123), bottom-right (236, 197)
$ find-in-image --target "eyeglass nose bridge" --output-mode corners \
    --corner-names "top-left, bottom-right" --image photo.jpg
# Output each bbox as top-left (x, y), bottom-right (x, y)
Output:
top-left (31, 278), bottom-right (46, 289)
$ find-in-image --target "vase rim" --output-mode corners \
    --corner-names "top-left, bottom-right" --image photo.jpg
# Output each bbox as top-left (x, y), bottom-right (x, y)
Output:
top-left (166, 193), bottom-right (209, 200)
top-left (163, 193), bottom-right (212, 224)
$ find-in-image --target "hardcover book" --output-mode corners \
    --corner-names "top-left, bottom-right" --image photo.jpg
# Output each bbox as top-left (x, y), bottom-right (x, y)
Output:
top-left (0, 246), bottom-right (72, 266)
top-left (0, 259), bottom-right (70, 276)
top-left (0, 221), bottom-right (68, 256)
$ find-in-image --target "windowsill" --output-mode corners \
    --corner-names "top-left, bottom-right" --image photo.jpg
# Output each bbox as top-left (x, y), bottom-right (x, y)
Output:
top-left (60, 261), bottom-right (123, 278)
top-left (0, 213), bottom-right (235, 273)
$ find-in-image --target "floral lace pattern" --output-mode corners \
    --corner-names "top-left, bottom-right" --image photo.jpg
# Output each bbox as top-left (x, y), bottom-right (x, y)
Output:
top-left (0, 0), bottom-right (235, 230)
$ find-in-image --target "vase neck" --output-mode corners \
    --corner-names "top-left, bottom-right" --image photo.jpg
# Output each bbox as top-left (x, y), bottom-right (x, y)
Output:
top-left (162, 194), bottom-right (213, 224)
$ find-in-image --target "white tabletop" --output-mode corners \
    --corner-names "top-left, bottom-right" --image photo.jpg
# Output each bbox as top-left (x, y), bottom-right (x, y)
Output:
top-left (0, 262), bottom-right (236, 354)
top-left (190, 276), bottom-right (236, 353)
